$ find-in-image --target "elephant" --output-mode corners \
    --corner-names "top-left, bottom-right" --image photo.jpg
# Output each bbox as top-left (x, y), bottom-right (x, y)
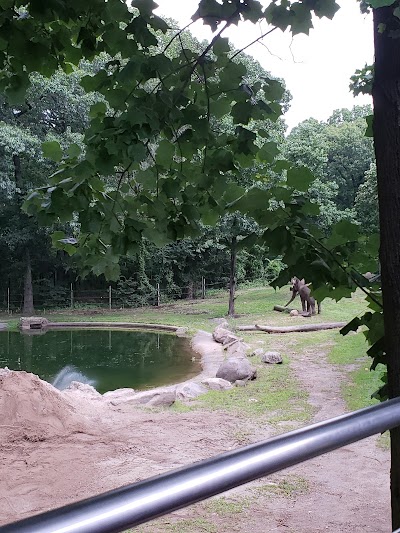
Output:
top-left (285, 277), bottom-right (321, 316)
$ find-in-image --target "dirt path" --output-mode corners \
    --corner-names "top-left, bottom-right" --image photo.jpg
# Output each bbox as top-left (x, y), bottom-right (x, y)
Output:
top-left (0, 332), bottom-right (391, 532)
top-left (268, 338), bottom-right (390, 533)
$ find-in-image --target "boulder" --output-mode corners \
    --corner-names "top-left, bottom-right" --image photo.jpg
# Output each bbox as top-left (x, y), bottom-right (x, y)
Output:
top-left (65, 381), bottom-right (102, 397)
top-left (234, 379), bottom-right (248, 387)
top-left (176, 327), bottom-right (188, 337)
top-left (106, 387), bottom-right (176, 407)
top-left (226, 341), bottom-right (249, 358)
top-left (216, 357), bottom-right (257, 383)
top-left (176, 382), bottom-right (208, 400)
top-left (213, 327), bottom-right (239, 345)
top-left (19, 316), bottom-right (49, 331)
top-left (201, 378), bottom-right (233, 391)
top-left (211, 318), bottom-right (229, 328)
top-left (261, 351), bottom-right (283, 364)
top-left (290, 310), bottom-right (299, 317)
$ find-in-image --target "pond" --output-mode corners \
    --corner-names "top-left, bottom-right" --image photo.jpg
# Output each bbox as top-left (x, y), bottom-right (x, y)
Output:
top-left (0, 329), bottom-right (201, 394)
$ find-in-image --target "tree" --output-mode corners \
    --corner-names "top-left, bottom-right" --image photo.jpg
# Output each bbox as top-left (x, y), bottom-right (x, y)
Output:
top-left (354, 162), bottom-right (379, 234)
top-left (282, 106), bottom-right (374, 231)
top-left (5, 0), bottom-right (400, 527)
top-left (372, 2), bottom-right (400, 528)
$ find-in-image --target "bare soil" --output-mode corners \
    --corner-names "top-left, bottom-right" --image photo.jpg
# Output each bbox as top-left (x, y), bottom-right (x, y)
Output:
top-left (0, 331), bottom-right (390, 532)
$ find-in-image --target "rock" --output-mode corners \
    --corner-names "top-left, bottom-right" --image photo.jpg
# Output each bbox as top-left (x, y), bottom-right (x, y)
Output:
top-left (176, 382), bottom-right (208, 400)
top-left (201, 378), bottom-right (233, 391)
top-left (176, 327), bottom-right (188, 337)
top-left (213, 327), bottom-right (239, 345)
top-left (290, 310), bottom-right (299, 316)
top-left (107, 387), bottom-right (176, 407)
top-left (19, 317), bottom-right (49, 331)
top-left (216, 357), bottom-right (257, 383)
top-left (261, 351), bottom-right (283, 364)
top-left (211, 318), bottom-right (229, 328)
top-left (234, 379), bottom-right (248, 387)
top-left (250, 348), bottom-right (264, 358)
top-left (65, 381), bottom-right (102, 397)
top-left (226, 341), bottom-right (249, 358)
top-left (103, 388), bottom-right (135, 400)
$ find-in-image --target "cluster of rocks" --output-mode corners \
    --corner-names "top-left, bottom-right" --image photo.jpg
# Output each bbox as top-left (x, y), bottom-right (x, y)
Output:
top-left (212, 320), bottom-right (256, 386)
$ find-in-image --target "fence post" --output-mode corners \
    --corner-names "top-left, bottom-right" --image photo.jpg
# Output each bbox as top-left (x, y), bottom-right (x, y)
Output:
top-left (157, 283), bottom-right (160, 306)
top-left (70, 283), bottom-right (74, 309)
top-left (109, 285), bottom-right (112, 310)
top-left (7, 287), bottom-right (10, 314)
top-left (202, 277), bottom-right (206, 299)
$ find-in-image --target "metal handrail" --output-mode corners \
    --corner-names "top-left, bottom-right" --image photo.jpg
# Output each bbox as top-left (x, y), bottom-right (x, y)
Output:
top-left (2, 398), bottom-right (400, 533)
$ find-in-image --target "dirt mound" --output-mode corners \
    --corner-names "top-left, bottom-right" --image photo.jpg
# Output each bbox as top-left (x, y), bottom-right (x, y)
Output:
top-left (0, 368), bottom-right (91, 443)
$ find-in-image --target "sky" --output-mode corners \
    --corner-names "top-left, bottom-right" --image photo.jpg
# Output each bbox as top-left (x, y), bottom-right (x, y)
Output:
top-left (154, 0), bottom-right (374, 130)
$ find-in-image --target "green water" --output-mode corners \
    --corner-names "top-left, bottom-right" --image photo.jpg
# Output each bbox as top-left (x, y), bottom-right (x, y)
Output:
top-left (0, 329), bottom-right (201, 394)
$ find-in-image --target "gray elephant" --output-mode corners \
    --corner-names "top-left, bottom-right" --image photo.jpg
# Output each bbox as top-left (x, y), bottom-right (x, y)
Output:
top-left (285, 277), bottom-right (321, 316)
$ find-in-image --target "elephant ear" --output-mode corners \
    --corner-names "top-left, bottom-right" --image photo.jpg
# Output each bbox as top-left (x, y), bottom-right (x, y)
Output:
top-left (300, 278), bottom-right (305, 285)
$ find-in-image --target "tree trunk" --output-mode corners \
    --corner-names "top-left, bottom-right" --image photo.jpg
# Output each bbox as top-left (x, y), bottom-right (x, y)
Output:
top-left (228, 236), bottom-right (237, 317)
top-left (373, 5), bottom-right (400, 529)
top-left (187, 280), bottom-right (194, 299)
top-left (13, 154), bottom-right (22, 190)
top-left (23, 249), bottom-right (34, 315)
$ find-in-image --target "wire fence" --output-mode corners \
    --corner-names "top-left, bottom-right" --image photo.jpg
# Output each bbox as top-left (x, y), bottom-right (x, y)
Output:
top-left (0, 278), bottom-right (234, 314)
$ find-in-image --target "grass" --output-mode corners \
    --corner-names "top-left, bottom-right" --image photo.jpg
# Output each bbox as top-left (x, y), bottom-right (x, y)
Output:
top-left (255, 475), bottom-right (310, 498)
top-left (327, 330), bottom-right (385, 412)
top-left (179, 359), bottom-right (313, 427)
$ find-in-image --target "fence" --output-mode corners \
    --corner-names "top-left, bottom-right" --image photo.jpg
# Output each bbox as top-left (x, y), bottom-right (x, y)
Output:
top-left (1, 398), bottom-right (400, 532)
top-left (0, 278), bottom-right (233, 313)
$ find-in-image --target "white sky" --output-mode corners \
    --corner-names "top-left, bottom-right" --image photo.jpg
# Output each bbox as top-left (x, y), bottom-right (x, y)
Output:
top-left (154, 0), bottom-right (373, 130)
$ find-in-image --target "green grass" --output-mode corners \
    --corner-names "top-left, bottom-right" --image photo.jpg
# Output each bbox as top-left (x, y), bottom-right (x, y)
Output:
top-left (255, 475), bottom-right (310, 498)
top-left (194, 360), bottom-right (313, 426)
top-left (203, 496), bottom-right (250, 516)
top-left (327, 331), bottom-right (385, 412)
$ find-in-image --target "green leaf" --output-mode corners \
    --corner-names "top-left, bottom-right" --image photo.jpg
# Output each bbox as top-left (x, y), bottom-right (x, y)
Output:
top-left (258, 142), bottom-right (279, 163)
top-left (42, 141), bottom-right (63, 162)
top-left (213, 37), bottom-right (230, 55)
top-left (67, 143), bottom-right (82, 158)
top-left (314, 0), bottom-right (340, 19)
top-left (365, 114), bottom-right (373, 137)
top-left (326, 220), bottom-right (360, 248)
top-left (89, 101), bottom-right (107, 118)
top-left (367, 0), bottom-right (396, 7)
top-left (286, 166), bottom-right (315, 191)
top-left (156, 140), bottom-right (175, 167)
top-left (231, 101), bottom-right (253, 124)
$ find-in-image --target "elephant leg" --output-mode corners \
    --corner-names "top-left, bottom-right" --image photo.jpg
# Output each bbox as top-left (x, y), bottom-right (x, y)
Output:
top-left (317, 301), bottom-right (321, 314)
top-left (301, 297), bottom-right (307, 312)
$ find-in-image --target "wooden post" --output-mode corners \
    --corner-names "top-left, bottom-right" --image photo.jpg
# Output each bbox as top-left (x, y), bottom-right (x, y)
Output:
top-left (202, 277), bottom-right (206, 299)
top-left (7, 287), bottom-right (10, 315)
top-left (70, 283), bottom-right (74, 309)
top-left (109, 285), bottom-right (112, 310)
top-left (157, 283), bottom-right (160, 306)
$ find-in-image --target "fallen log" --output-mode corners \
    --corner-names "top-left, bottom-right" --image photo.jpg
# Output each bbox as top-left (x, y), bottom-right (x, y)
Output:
top-left (237, 322), bottom-right (347, 333)
top-left (273, 305), bottom-right (295, 313)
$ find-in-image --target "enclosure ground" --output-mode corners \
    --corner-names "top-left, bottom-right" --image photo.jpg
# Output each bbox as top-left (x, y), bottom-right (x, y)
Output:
top-left (0, 288), bottom-right (390, 532)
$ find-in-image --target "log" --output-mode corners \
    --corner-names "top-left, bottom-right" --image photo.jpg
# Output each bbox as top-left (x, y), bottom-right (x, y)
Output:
top-left (237, 322), bottom-right (347, 334)
top-left (273, 305), bottom-right (295, 313)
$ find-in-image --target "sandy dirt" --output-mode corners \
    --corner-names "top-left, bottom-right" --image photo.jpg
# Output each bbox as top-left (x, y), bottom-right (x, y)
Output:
top-left (0, 330), bottom-right (391, 532)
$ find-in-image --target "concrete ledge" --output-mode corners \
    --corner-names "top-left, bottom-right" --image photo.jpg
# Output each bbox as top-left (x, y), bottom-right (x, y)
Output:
top-left (46, 322), bottom-right (179, 332)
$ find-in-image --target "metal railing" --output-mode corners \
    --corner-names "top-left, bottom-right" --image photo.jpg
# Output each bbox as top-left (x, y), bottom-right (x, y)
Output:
top-left (2, 398), bottom-right (400, 533)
